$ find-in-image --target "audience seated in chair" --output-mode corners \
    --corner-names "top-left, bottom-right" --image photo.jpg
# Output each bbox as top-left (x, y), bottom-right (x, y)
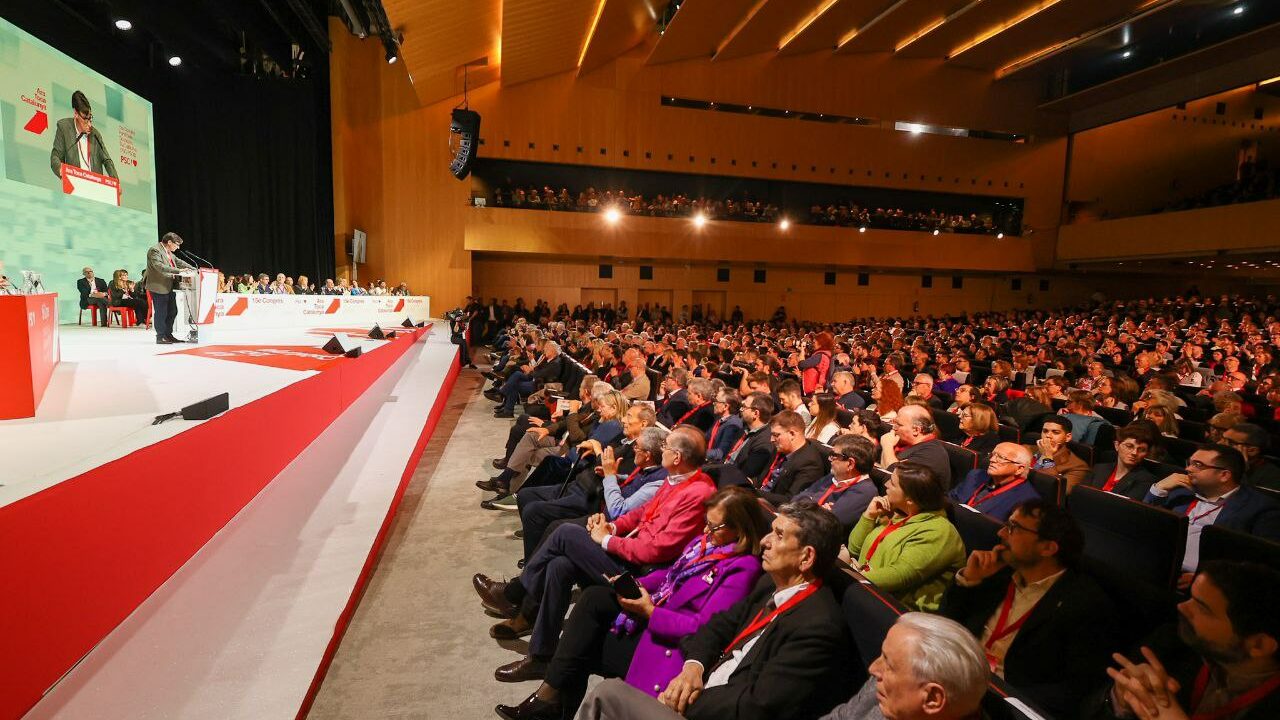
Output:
top-left (1027, 416), bottom-right (1090, 494)
top-left (758, 410), bottom-right (828, 506)
top-left (881, 404), bottom-right (953, 489)
top-left (1085, 422), bottom-right (1160, 501)
top-left (948, 442), bottom-right (1039, 522)
top-left (793, 434), bottom-right (879, 533)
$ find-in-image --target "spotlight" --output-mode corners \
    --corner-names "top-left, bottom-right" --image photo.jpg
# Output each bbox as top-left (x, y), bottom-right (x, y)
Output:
top-left (1121, 50), bottom-right (1132, 58)
top-left (385, 40), bottom-right (398, 64)
top-left (168, 55), bottom-right (182, 67)
top-left (604, 207), bottom-right (621, 223)
top-left (1234, 5), bottom-right (1245, 15)
top-left (779, 218), bottom-right (790, 230)
top-left (692, 213), bottom-right (707, 228)
top-left (997, 232), bottom-right (1005, 239)
top-left (932, 229), bottom-right (939, 236)
top-left (859, 226), bottom-right (867, 233)
top-left (114, 19), bottom-right (132, 31)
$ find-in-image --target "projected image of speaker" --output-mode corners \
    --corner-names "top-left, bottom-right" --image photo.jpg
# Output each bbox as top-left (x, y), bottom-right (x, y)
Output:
top-left (449, 108), bottom-right (481, 180)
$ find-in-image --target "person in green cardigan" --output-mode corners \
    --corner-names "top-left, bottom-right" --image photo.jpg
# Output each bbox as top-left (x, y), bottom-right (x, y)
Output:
top-left (847, 461), bottom-right (966, 612)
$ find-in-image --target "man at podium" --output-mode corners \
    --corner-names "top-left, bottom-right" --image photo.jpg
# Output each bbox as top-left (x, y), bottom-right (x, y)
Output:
top-left (49, 90), bottom-right (118, 180)
top-left (145, 232), bottom-right (196, 345)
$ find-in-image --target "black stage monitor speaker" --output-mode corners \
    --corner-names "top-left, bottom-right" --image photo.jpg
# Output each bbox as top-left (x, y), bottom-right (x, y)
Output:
top-left (183, 393), bottom-right (230, 420)
top-left (449, 109), bottom-right (481, 180)
top-left (402, 317), bottom-right (415, 328)
top-left (368, 325), bottom-right (386, 340)
top-left (322, 334), bottom-right (363, 358)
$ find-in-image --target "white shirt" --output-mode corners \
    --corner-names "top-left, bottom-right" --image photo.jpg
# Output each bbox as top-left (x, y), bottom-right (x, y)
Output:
top-left (700, 581), bottom-right (811, 688)
top-left (1149, 485), bottom-right (1238, 571)
top-left (77, 132), bottom-right (91, 171)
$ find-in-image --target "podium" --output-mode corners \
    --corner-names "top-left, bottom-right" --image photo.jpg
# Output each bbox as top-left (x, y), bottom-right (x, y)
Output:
top-left (174, 268), bottom-right (219, 339)
top-left (0, 293), bottom-right (60, 419)
top-left (60, 163), bottom-right (120, 207)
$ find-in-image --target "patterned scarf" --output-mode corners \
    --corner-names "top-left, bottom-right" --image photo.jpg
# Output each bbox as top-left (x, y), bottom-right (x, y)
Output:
top-left (611, 534), bottom-right (739, 636)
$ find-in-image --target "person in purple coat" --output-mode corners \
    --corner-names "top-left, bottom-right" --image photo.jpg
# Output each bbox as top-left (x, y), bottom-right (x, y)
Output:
top-left (494, 487), bottom-right (769, 720)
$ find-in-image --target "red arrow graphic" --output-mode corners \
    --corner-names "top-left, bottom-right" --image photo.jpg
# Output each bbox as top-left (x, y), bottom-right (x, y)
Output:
top-left (24, 110), bottom-right (48, 135)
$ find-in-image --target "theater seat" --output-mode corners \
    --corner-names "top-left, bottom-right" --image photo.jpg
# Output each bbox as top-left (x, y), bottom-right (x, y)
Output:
top-left (869, 468), bottom-right (891, 495)
top-left (703, 462), bottom-right (753, 490)
top-left (1097, 407), bottom-right (1134, 427)
top-left (983, 677), bottom-right (1057, 720)
top-left (931, 408), bottom-right (963, 443)
top-left (997, 424), bottom-right (1021, 444)
top-left (1067, 485), bottom-right (1187, 589)
top-left (841, 572), bottom-right (906, 668)
top-left (1027, 470), bottom-right (1063, 506)
top-left (947, 502), bottom-right (1002, 554)
top-left (1200, 524), bottom-right (1280, 571)
top-left (941, 441), bottom-right (979, 486)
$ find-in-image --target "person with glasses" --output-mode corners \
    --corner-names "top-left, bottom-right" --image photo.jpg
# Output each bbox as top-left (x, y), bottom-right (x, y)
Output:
top-left (1222, 422), bottom-right (1280, 491)
top-left (727, 392), bottom-right (776, 483)
top-left (848, 461), bottom-right (966, 612)
top-left (758, 410), bottom-right (828, 506)
top-left (50, 90), bottom-right (117, 179)
top-left (948, 442), bottom-right (1039, 523)
top-left (473, 426), bottom-right (716, 683)
top-left (957, 403), bottom-right (1001, 455)
top-left (941, 500), bottom-right (1116, 718)
top-left (494, 487), bottom-right (768, 720)
top-left (794, 435), bottom-right (878, 531)
top-left (1086, 423), bottom-right (1159, 500)
top-left (704, 389), bottom-right (744, 462)
top-left (1144, 444), bottom-right (1280, 585)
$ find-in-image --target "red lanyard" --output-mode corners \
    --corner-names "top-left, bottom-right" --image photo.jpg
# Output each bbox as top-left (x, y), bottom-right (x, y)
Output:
top-left (617, 466), bottom-right (642, 488)
top-left (967, 477), bottom-right (1028, 507)
top-left (760, 453), bottom-right (786, 487)
top-left (1101, 467), bottom-right (1121, 493)
top-left (1190, 663), bottom-right (1280, 720)
top-left (708, 418), bottom-right (723, 446)
top-left (722, 581), bottom-right (822, 655)
top-left (677, 401), bottom-right (711, 426)
top-left (1186, 499), bottom-right (1226, 524)
top-left (818, 476), bottom-right (866, 505)
top-left (728, 432), bottom-right (750, 458)
top-left (860, 514), bottom-right (915, 571)
top-left (984, 580), bottom-right (1036, 652)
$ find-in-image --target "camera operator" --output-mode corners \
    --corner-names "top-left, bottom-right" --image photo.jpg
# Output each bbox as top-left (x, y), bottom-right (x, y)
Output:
top-left (448, 308), bottom-right (478, 369)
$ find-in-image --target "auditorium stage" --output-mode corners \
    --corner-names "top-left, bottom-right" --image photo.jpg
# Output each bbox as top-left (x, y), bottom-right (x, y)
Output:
top-left (0, 321), bottom-right (461, 720)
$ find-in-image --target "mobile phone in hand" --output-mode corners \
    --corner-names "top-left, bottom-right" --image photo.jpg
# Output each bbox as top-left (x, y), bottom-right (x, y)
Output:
top-left (612, 572), bottom-right (642, 600)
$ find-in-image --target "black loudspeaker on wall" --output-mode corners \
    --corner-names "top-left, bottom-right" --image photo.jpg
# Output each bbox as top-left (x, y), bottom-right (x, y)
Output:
top-left (449, 109), bottom-right (481, 180)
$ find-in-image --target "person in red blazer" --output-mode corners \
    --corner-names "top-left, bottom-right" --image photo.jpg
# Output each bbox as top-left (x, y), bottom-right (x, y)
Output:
top-left (473, 425), bottom-right (718, 683)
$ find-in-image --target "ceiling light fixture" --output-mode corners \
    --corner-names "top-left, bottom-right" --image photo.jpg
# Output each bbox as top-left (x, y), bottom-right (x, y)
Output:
top-left (168, 55), bottom-right (182, 67)
top-left (948, 0), bottom-right (1064, 59)
top-left (1234, 5), bottom-right (1245, 15)
top-left (114, 19), bottom-right (133, 31)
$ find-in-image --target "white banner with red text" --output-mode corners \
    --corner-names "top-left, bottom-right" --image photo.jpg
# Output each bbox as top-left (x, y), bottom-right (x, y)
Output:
top-left (212, 294), bottom-right (431, 331)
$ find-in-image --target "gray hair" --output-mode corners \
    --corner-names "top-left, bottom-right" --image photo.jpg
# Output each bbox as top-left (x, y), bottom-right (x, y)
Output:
top-left (637, 426), bottom-right (667, 456)
top-left (589, 381), bottom-right (614, 400)
top-left (688, 378), bottom-right (715, 401)
top-left (895, 613), bottom-right (989, 710)
top-left (543, 340), bottom-right (561, 355)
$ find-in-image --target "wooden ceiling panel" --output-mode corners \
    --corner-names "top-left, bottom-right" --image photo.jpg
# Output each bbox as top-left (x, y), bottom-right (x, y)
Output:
top-left (579, 0), bottom-right (663, 73)
top-left (384, 0), bottom-right (502, 104)
top-left (646, 0), bottom-right (762, 65)
top-left (951, 0), bottom-right (1149, 69)
top-left (714, 0), bottom-right (832, 61)
top-left (894, 0), bottom-right (1042, 58)
top-left (501, 0), bottom-right (602, 86)
top-left (837, 0), bottom-right (961, 54)
top-left (777, 0), bottom-right (887, 56)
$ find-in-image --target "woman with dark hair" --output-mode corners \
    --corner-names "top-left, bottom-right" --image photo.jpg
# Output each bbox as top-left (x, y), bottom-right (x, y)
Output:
top-left (494, 487), bottom-right (769, 720)
top-left (805, 392), bottom-right (841, 443)
top-left (841, 408), bottom-right (888, 447)
top-left (847, 461), bottom-right (965, 612)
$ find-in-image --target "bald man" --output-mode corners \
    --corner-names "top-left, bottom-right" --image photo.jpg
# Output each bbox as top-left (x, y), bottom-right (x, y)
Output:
top-left (881, 404), bottom-right (952, 489)
top-left (948, 442), bottom-right (1039, 522)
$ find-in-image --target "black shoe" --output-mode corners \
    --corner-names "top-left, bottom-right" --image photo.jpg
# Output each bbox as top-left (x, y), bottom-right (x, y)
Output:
top-left (513, 529), bottom-right (524, 540)
top-left (495, 692), bottom-right (561, 720)
top-left (494, 410), bottom-right (515, 419)
top-left (481, 494), bottom-right (518, 511)
top-left (466, 363), bottom-right (479, 370)
top-left (483, 371), bottom-right (500, 381)
top-left (492, 458), bottom-right (508, 470)
top-left (473, 574), bottom-right (519, 618)
top-left (156, 337), bottom-right (176, 345)
top-left (516, 558), bottom-right (526, 570)
top-left (484, 390), bottom-right (503, 402)
top-left (475, 477), bottom-right (508, 493)
top-left (494, 655), bottom-right (547, 683)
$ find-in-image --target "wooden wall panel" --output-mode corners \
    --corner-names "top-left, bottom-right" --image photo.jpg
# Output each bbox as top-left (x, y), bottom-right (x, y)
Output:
top-left (472, 255), bottom-right (1175, 321)
top-left (501, 0), bottom-right (602, 86)
top-left (1057, 199), bottom-right (1280, 262)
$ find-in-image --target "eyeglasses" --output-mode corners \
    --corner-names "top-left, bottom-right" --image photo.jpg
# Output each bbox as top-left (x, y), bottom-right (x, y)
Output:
top-left (1187, 459), bottom-right (1227, 471)
top-left (1224, 438), bottom-right (1257, 449)
top-left (1116, 442), bottom-right (1149, 452)
top-left (989, 453), bottom-right (1026, 467)
top-left (705, 521), bottom-right (727, 533)
top-left (76, 110), bottom-right (93, 121)
top-left (830, 453), bottom-right (851, 462)
top-left (1002, 518), bottom-right (1040, 537)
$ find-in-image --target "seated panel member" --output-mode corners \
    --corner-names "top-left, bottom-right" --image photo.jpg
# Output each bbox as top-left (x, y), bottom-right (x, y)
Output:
top-left (77, 266), bottom-right (109, 326)
top-left (948, 442), bottom-right (1039, 522)
top-left (575, 498), bottom-right (853, 720)
top-left (942, 500), bottom-right (1117, 718)
top-left (847, 461), bottom-right (966, 612)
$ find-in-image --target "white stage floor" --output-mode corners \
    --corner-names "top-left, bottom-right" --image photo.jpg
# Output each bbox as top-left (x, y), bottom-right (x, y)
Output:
top-left (0, 324), bottom-right (418, 509)
top-left (23, 326), bottom-right (459, 719)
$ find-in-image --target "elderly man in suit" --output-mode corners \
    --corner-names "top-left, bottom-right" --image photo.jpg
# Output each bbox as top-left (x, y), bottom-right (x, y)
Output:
top-left (76, 266), bottom-right (109, 326)
top-left (145, 232), bottom-right (196, 344)
top-left (575, 497), bottom-right (852, 720)
top-left (941, 499), bottom-right (1117, 718)
top-left (50, 91), bottom-right (117, 180)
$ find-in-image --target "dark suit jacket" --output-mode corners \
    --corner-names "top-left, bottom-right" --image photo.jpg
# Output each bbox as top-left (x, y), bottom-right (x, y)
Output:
top-left (531, 354), bottom-right (569, 385)
top-left (941, 567), bottom-right (1118, 718)
top-left (76, 276), bottom-right (107, 309)
top-left (1144, 484), bottom-right (1280, 540)
top-left (657, 389), bottom-right (692, 427)
top-left (1085, 463), bottom-right (1157, 501)
top-left (680, 576), bottom-right (853, 720)
top-left (760, 441), bottom-right (828, 506)
top-left (676, 402), bottom-right (717, 434)
top-left (1083, 624), bottom-right (1280, 720)
top-left (731, 426), bottom-right (775, 483)
top-left (706, 414), bottom-right (745, 462)
top-left (51, 118), bottom-right (117, 179)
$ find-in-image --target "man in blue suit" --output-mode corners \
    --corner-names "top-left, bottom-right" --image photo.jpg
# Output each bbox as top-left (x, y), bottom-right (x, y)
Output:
top-left (1144, 443), bottom-right (1280, 586)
